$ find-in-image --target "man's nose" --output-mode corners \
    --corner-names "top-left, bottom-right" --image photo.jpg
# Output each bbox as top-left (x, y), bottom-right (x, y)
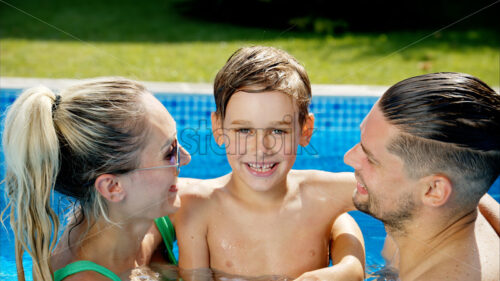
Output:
top-left (344, 143), bottom-right (361, 170)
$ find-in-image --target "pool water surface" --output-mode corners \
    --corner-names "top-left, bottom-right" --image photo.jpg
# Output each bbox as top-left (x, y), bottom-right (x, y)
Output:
top-left (0, 90), bottom-right (498, 280)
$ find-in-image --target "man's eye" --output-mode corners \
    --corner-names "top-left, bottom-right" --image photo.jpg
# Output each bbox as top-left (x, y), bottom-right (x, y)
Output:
top-left (272, 129), bottom-right (286, 135)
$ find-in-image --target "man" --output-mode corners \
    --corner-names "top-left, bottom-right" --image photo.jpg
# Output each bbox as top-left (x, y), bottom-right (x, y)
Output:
top-left (344, 72), bottom-right (500, 281)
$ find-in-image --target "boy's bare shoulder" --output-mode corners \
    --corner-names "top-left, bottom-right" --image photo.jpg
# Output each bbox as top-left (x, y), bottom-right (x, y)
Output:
top-left (289, 170), bottom-right (355, 211)
top-left (178, 173), bottom-right (231, 197)
top-left (175, 174), bottom-right (231, 220)
top-left (289, 169), bottom-right (355, 189)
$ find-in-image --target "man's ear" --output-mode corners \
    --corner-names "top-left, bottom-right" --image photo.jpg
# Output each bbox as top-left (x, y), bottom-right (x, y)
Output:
top-left (94, 174), bottom-right (126, 202)
top-left (211, 112), bottom-right (225, 146)
top-left (420, 174), bottom-right (453, 207)
top-left (299, 113), bottom-right (315, 147)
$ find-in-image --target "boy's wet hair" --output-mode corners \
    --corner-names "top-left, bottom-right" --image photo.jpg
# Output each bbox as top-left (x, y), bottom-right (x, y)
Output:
top-left (214, 46), bottom-right (311, 125)
top-left (379, 72), bottom-right (500, 209)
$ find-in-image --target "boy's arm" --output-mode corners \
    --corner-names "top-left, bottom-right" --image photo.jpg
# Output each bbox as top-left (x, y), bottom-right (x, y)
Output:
top-left (381, 233), bottom-right (399, 269)
top-left (136, 175), bottom-right (220, 266)
top-left (294, 213), bottom-right (365, 281)
top-left (176, 194), bottom-right (211, 270)
top-left (137, 221), bottom-right (167, 266)
top-left (478, 193), bottom-right (500, 235)
top-left (330, 212), bottom-right (365, 272)
top-left (176, 175), bottom-right (230, 272)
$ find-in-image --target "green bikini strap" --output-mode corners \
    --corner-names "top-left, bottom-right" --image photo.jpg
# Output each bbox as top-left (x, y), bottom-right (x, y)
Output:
top-left (53, 260), bottom-right (121, 281)
top-left (154, 216), bottom-right (178, 265)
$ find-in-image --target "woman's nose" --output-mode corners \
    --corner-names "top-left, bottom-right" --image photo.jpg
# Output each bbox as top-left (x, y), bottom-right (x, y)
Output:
top-left (179, 145), bottom-right (191, 166)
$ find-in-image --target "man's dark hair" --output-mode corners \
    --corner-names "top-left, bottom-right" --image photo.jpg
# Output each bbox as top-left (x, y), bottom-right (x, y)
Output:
top-left (379, 72), bottom-right (500, 208)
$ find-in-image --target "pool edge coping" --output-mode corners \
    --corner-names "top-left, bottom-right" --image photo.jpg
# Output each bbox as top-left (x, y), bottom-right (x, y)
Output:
top-left (0, 76), bottom-right (390, 96)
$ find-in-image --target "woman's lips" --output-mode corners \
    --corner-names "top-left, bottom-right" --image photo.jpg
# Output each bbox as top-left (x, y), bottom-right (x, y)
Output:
top-left (169, 185), bottom-right (178, 192)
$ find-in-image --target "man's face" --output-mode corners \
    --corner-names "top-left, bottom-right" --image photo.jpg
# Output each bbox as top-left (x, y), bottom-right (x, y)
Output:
top-left (344, 102), bottom-right (421, 232)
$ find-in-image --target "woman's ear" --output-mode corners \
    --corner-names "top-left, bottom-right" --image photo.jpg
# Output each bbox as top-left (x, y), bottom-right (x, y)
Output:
top-left (420, 174), bottom-right (453, 207)
top-left (94, 174), bottom-right (126, 202)
top-left (299, 113), bottom-right (315, 147)
top-left (211, 112), bottom-right (226, 146)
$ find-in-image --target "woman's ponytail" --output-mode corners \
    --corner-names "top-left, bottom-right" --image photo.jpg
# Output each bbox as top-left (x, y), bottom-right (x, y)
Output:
top-left (2, 86), bottom-right (61, 281)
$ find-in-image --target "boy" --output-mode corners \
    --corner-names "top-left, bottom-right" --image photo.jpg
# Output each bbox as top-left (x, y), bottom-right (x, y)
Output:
top-left (175, 46), bottom-right (364, 280)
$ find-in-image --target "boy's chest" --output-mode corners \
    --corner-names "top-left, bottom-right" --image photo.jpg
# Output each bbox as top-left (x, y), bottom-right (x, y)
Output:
top-left (206, 204), bottom-right (336, 277)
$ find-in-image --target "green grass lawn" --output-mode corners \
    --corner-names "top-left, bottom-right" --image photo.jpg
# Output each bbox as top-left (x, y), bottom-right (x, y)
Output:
top-left (1, 0), bottom-right (499, 86)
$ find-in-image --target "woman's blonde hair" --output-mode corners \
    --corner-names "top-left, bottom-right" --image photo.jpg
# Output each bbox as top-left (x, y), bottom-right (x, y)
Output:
top-left (1, 77), bottom-right (152, 280)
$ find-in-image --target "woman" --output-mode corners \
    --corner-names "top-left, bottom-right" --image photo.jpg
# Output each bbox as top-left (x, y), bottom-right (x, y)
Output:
top-left (2, 77), bottom-right (190, 280)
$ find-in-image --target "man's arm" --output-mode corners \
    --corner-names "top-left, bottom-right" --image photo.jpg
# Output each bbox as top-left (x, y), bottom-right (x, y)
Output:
top-left (294, 213), bottom-right (365, 281)
top-left (478, 193), bottom-right (499, 235)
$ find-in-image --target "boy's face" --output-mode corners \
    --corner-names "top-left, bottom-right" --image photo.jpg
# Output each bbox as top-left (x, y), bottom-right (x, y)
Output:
top-left (212, 90), bottom-right (313, 192)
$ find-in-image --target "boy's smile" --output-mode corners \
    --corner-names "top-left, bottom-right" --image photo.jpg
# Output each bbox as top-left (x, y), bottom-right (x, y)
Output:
top-left (245, 161), bottom-right (280, 177)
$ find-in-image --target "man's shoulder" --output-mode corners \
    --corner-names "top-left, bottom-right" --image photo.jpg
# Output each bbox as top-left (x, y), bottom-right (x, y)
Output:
top-left (411, 217), bottom-right (499, 281)
top-left (475, 213), bottom-right (500, 280)
top-left (413, 259), bottom-right (494, 281)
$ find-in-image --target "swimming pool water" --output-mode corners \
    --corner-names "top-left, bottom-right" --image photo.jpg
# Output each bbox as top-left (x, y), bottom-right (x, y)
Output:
top-left (0, 89), bottom-right (499, 280)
